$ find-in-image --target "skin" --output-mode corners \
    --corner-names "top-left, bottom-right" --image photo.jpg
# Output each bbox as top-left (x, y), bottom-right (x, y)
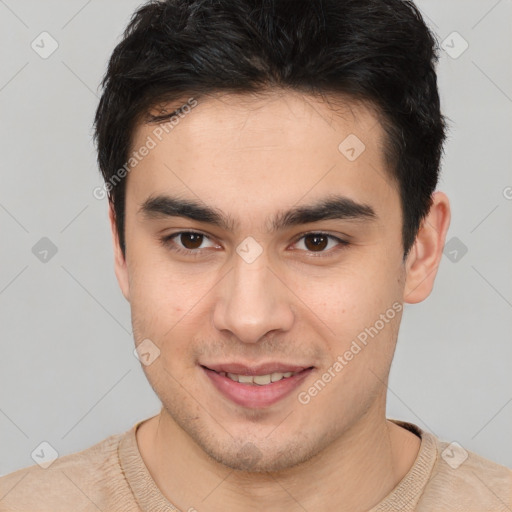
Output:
top-left (109, 90), bottom-right (451, 511)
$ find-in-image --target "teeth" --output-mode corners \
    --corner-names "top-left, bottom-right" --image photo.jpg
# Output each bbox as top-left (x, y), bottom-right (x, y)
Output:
top-left (253, 374), bottom-right (272, 385)
top-left (221, 371), bottom-right (297, 385)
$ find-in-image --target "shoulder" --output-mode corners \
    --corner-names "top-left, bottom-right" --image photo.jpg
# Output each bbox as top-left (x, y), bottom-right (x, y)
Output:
top-left (419, 437), bottom-right (512, 511)
top-left (0, 429), bottom-right (136, 512)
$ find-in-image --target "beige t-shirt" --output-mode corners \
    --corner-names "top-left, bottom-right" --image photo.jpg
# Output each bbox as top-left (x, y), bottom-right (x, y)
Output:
top-left (1, 418), bottom-right (510, 511)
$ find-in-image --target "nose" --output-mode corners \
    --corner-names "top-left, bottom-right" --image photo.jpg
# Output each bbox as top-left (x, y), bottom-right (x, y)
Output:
top-left (212, 251), bottom-right (295, 344)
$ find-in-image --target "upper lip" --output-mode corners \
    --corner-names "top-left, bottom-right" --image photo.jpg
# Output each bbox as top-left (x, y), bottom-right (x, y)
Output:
top-left (202, 362), bottom-right (313, 375)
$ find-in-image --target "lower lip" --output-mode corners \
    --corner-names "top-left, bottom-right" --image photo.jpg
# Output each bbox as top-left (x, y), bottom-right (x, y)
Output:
top-left (202, 366), bottom-right (314, 409)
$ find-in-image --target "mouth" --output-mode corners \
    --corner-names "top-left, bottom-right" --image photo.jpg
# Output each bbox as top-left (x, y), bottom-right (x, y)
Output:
top-left (200, 363), bottom-right (315, 409)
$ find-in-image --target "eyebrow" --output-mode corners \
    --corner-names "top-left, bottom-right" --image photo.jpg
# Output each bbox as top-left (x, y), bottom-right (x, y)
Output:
top-left (139, 193), bottom-right (377, 233)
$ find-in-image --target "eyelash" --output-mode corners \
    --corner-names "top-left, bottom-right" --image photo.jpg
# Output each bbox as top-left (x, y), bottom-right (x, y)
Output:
top-left (159, 230), bottom-right (350, 258)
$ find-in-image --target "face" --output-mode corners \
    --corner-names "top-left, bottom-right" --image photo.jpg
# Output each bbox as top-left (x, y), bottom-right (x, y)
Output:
top-left (114, 90), bottom-right (413, 472)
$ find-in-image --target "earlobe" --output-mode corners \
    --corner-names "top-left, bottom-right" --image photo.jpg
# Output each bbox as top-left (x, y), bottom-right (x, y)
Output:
top-left (403, 191), bottom-right (451, 304)
top-left (109, 203), bottom-right (130, 302)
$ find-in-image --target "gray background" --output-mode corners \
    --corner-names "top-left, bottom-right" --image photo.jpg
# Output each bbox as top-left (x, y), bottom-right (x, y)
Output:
top-left (0, 0), bottom-right (511, 477)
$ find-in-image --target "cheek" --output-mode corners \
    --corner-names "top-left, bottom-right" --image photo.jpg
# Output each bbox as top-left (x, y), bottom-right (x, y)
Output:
top-left (292, 260), bottom-right (400, 327)
top-left (128, 245), bottom-right (203, 317)
top-left (294, 263), bottom-right (403, 392)
top-left (127, 259), bottom-right (214, 364)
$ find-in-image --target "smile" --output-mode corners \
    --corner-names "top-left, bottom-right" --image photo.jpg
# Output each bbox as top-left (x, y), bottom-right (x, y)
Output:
top-left (201, 364), bottom-right (314, 408)
top-left (219, 370), bottom-right (299, 385)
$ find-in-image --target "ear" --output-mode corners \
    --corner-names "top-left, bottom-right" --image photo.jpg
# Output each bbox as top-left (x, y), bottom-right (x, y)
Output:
top-left (403, 191), bottom-right (451, 304)
top-left (109, 202), bottom-right (130, 302)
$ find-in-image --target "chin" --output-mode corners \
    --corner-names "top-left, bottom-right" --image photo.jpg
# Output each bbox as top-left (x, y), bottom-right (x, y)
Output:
top-left (201, 437), bottom-right (317, 473)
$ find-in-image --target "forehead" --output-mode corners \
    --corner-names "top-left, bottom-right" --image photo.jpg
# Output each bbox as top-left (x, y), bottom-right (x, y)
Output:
top-left (139, 90), bottom-right (384, 147)
top-left (126, 90), bottom-right (397, 222)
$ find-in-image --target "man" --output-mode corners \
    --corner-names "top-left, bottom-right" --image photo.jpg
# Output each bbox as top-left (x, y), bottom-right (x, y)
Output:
top-left (1, 0), bottom-right (510, 510)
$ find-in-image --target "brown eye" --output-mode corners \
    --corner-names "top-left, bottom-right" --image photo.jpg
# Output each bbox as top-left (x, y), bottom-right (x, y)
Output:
top-left (179, 232), bottom-right (204, 249)
top-left (303, 234), bottom-right (329, 252)
top-left (161, 231), bottom-right (218, 255)
top-left (293, 232), bottom-right (349, 255)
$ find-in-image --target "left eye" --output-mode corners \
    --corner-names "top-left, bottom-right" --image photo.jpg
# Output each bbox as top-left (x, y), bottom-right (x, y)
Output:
top-left (293, 233), bottom-right (348, 253)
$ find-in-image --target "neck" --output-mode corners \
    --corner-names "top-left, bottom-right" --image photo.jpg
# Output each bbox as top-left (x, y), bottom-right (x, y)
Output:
top-left (136, 405), bottom-right (420, 511)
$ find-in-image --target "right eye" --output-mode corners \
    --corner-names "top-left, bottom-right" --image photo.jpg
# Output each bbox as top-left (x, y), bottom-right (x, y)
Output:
top-left (160, 231), bottom-right (219, 256)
